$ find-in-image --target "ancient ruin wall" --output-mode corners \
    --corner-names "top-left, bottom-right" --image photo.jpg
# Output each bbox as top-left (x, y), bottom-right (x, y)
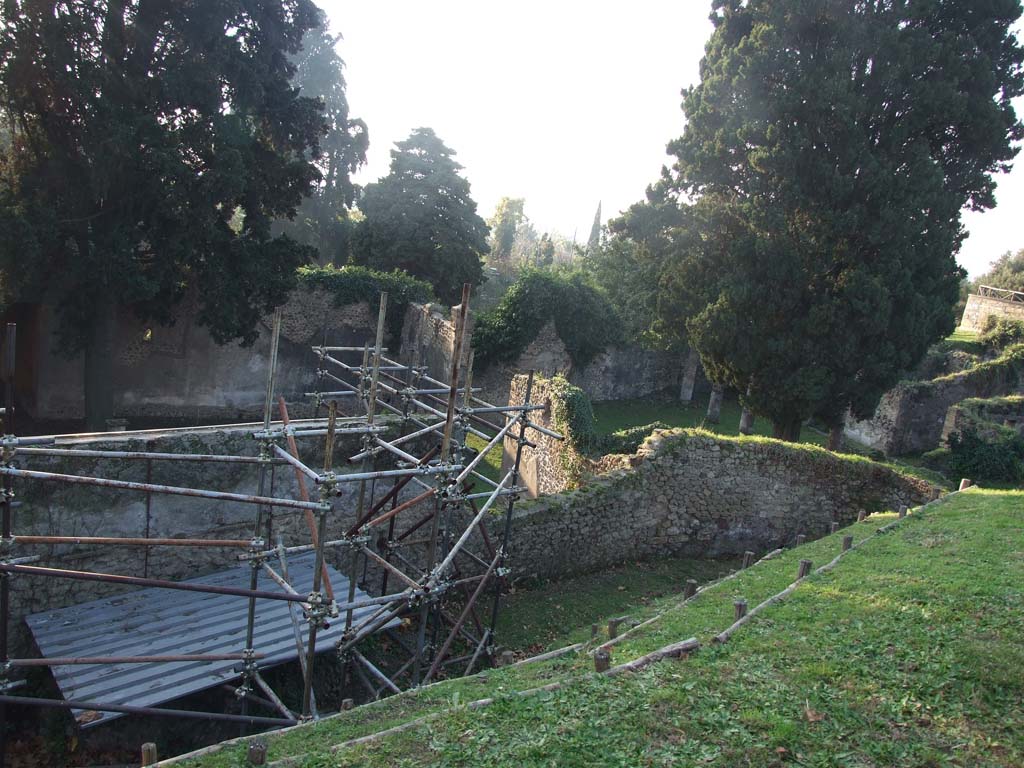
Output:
top-left (961, 293), bottom-right (1024, 332)
top-left (498, 375), bottom-right (936, 579)
top-left (507, 429), bottom-right (935, 580)
top-left (845, 349), bottom-right (1024, 455)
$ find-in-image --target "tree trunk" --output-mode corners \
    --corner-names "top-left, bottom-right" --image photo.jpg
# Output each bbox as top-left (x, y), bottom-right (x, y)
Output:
top-left (84, 298), bottom-right (116, 431)
top-left (705, 384), bottom-right (723, 424)
top-left (678, 347), bottom-right (700, 404)
top-left (771, 415), bottom-right (802, 442)
top-left (739, 407), bottom-right (755, 435)
top-left (827, 421), bottom-right (844, 452)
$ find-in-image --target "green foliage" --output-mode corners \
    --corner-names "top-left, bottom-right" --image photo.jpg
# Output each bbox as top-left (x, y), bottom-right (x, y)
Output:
top-left (296, 263), bottom-right (432, 341)
top-left (274, 10), bottom-right (368, 263)
top-left (353, 128), bottom-right (488, 305)
top-left (486, 197), bottom-right (526, 268)
top-left (980, 315), bottom-right (1024, 352)
top-left (945, 428), bottom-right (1024, 484)
top-left (974, 248), bottom-right (1024, 294)
top-left (471, 269), bottom-right (622, 370)
top-left (0, 0), bottom-right (328, 426)
top-left (659, 0), bottom-right (1024, 438)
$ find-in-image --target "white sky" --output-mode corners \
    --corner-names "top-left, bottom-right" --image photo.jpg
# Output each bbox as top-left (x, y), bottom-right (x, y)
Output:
top-left (322, 0), bottom-right (1023, 278)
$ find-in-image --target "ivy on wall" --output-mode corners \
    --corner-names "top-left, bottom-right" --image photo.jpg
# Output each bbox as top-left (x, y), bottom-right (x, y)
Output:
top-left (296, 264), bottom-right (433, 340)
top-left (471, 269), bottom-right (622, 370)
top-left (548, 375), bottom-right (668, 460)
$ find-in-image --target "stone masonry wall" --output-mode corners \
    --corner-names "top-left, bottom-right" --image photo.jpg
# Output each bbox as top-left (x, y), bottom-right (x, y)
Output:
top-left (507, 429), bottom-right (936, 580)
top-left (961, 292), bottom-right (1024, 332)
top-left (845, 356), bottom-right (1023, 455)
top-left (498, 375), bottom-right (936, 580)
top-left (22, 288), bottom-right (379, 423)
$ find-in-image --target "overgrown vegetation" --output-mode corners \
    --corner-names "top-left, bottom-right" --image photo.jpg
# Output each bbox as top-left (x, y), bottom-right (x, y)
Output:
top-left (183, 490), bottom-right (1024, 768)
top-left (471, 270), bottom-right (622, 370)
top-left (980, 315), bottom-right (1024, 352)
top-left (296, 264), bottom-right (433, 340)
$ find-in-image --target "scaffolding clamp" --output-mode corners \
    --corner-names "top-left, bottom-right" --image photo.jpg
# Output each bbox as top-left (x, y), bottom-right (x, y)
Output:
top-left (305, 591), bottom-right (330, 630)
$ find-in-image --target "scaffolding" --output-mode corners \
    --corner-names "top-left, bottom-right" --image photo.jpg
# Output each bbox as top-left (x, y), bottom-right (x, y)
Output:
top-left (0, 283), bottom-right (560, 762)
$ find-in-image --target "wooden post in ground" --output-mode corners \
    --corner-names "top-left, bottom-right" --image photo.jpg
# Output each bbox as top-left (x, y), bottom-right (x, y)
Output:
top-left (898, 504), bottom-right (908, 519)
top-left (842, 535), bottom-right (853, 552)
top-left (857, 509), bottom-right (867, 522)
top-left (594, 648), bottom-right (611, 673)
top-left (607, 617), bottom-right (628, 639)
top-left (141, 744), bottom-right (158, 767)
top-left (959, 478), bottom-right (973, 491)
top-left (830, 522), bottom-right (840, 534)
top-left (342, 698), bottom-right (355, 711)
top-left (734, 600), bottom-right (747, 620)
top-left (798, 559), bottom-right (812, 579)
top-left (248, 742), bottom-right (267, 766)
top-left (742, 551), bottom-right (754, 569)
top-left (684, 579), bottom-right (698, 599)
top-left (795, 534), bottom-right (806, 546)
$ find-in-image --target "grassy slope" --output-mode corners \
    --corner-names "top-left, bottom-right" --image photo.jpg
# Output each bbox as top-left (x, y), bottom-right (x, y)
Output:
top-left (182, 489), bottom-right (1022, 768)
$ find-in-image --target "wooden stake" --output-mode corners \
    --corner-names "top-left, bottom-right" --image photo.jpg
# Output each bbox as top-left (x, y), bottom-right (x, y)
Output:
top-left (898, 504), bottom-right (907, 519)
top-left (959, 478), bottom-right (973, 491)
top-left (141, 743), bottom-right (159, 766)
top-left (594, 648), bottom-right (611, 673)
top-left (607, 616), bottom-right (629, 639)
top-left (341, 698), bottom-right (355, 711)
top-left (795, 534), bottom-right (806, 546)
top-left (842, 535), bottom-right (853, 552)
top-left (741, 551), bottom-right (754, 569)
top-left (857, 509), bottom-right (867, 522)
top-left (830, 522), bottom-right (840, 534)
top-left (734, 600), bottom-right (747, 621)
top-left (798, 559), bottom-right (812, 579)
top-left (683, 579), bottom-right (698, 599)
top-left (247, 741), bottom-right (267, 766)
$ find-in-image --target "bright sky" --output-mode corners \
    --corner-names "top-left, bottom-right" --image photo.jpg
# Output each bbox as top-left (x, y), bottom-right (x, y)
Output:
top-left (322, 0), bottom-right (1023, 278)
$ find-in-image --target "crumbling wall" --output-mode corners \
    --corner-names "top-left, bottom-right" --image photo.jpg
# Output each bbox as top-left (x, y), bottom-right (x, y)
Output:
top-left (845, 347), bottom-right (1024, 455)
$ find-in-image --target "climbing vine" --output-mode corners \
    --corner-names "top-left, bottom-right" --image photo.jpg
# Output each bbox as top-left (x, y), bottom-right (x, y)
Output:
top-left (297, 264), bottom-right (433, 340)
top-left (471, 269), bottom-right (622, 370)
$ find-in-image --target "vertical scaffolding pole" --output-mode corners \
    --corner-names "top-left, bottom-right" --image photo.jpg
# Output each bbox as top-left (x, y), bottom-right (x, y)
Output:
top-left (0, 323), bottom-right (15, 768)
top-left (241, 309), bottom-right (282, 724)
top-left (301, 401), bottom-right (336, 719)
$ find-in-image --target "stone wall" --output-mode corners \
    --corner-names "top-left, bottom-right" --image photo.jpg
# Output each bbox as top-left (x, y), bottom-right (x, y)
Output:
top-left (961, 292), bottom-right (1024, 332)
top-left (507, 428), bottom-right (936, 580)
top-left (496, 375), bottom-right (936, 579)
top-left (845, 349), bottom-right (1024, 455)
top-left (18, 289), bottom-right (380, 424)
top-left (942, 395), bottom-right (1024, 442)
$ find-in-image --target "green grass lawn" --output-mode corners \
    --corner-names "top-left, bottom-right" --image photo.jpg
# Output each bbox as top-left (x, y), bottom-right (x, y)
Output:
top-left (497, 555), bottom-right (740, 653)
top-left (182, 489), bottom-right (1022, 768)
top-left (592, 393), bottom-right (825, 445)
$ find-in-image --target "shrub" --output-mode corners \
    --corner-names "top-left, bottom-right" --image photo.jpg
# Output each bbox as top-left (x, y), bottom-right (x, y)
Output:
top-left (980, 316), bottom-right (1024, 352)
top-left (945, 428), bottom-right (1024, 484)
top-left (471, 269), bottom-right (622, 370)
top-left (296, 264), bottom-right (433, 340)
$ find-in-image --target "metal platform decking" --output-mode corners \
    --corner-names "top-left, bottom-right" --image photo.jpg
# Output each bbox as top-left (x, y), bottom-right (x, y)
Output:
top-left (25, 553), bottom-right (392, 727)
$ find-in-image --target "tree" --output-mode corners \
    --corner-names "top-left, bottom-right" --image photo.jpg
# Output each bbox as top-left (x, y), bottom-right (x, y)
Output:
top-left (487, 197), bottom-right (526, 268)
top-left (275, 9), bottom-right (368, 263)
top-left (0, 0), bottom-right (327, 429)
top-left (586, 201), bottom-right (602, 253)
top-left (353, 128), bottom-right (488, 304)
top-left (666, 0), bottom-right (1024, 440)
top-left (975, 248), bottom-right (1024, 293)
